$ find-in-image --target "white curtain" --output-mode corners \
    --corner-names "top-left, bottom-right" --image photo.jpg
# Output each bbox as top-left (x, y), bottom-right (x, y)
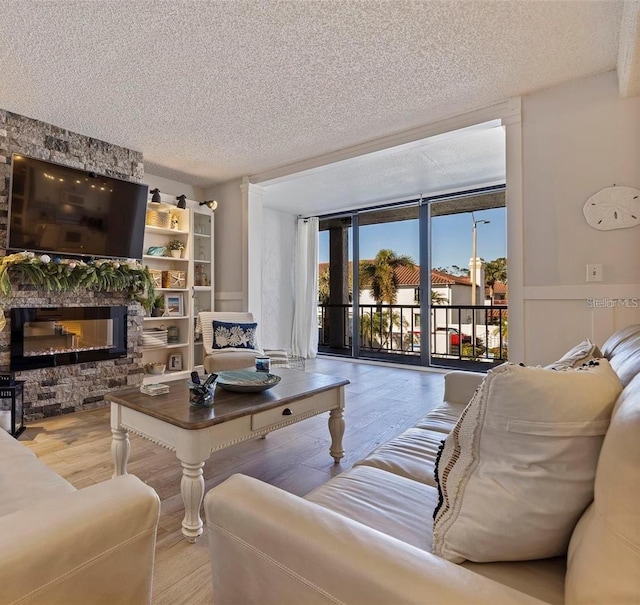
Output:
top-left (291, 217), bottom-right (319, 358)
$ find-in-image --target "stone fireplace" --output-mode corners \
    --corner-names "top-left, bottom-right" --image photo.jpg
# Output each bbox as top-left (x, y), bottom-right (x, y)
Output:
top-left (0, 110), bottom-right (146, 421)
top-left (1, 287), bottom-right (143, 421)
top-left (10, 306), bottom-right (128, 371)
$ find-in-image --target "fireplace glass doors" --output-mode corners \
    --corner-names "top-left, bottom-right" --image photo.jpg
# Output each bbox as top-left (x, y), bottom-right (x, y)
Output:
top-left (11, 306), bottom-right (127, 371)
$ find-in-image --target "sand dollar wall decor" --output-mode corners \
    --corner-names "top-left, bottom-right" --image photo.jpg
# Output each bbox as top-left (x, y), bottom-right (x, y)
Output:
top-left (583, 186), bottom-right (640, 230)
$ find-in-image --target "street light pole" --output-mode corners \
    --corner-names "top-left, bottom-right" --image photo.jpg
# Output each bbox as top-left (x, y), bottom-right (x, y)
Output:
top-left (471, 214), bottom-right (490, 306)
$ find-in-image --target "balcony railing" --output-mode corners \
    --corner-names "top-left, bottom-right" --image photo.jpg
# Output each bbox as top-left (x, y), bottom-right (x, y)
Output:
top-left (318, 303), bottom-right (508, 366)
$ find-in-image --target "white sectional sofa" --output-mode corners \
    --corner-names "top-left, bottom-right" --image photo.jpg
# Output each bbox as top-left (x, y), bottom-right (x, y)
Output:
top-left (204, 325), bottom-right (640, 604)
top-left (0, 430), bottom-right (160, 604)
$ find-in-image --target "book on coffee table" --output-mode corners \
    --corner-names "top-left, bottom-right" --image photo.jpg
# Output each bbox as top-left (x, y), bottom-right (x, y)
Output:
top-left (140, 383), bottom-right (170, 396)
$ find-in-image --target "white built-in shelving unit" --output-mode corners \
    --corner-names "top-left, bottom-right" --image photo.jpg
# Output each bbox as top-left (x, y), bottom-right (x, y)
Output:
top-left (141, 196), bottom-right (214, 385)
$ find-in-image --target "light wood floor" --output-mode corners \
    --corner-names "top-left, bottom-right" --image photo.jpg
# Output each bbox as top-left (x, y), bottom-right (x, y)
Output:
top-left (20, 357), bottom-right (445, 604)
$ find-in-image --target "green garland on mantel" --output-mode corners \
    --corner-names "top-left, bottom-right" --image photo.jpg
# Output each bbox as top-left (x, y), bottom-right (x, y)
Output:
top-left (0, 252), bottom-right (156, 312)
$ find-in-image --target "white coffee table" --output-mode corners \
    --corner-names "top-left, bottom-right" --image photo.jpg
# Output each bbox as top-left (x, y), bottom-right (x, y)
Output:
top-left (107, 368), bottom-right (348, 542)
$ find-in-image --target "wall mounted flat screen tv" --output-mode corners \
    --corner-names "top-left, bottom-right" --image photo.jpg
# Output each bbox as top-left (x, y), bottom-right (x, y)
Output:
top-left (8, 154), bottom-right (148, 259)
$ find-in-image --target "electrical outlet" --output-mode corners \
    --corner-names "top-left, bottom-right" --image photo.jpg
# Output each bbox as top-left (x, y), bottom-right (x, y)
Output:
top-left (586, 264), bottom-right (603, 282)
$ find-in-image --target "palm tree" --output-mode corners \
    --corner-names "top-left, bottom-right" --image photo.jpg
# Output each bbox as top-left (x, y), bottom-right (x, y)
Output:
top-left (360, 308), bottom-right (406, 351)
top-left (489, 316), bottom-right (508, 359)
top-left (431, 290), bottom-right (448, 305)
top-left (359, 249), bottom-right (416, 305)
top-left (360, 249), bottom-right (416, 348)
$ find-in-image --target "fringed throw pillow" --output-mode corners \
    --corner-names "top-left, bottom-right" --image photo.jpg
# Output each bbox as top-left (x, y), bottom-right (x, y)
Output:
top-left (433, 360), bottom-right (622, 563)
top-left (545, 339), bottom-right (602, 370)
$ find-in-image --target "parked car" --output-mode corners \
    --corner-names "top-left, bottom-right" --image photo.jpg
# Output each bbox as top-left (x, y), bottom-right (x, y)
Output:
top-left (435, 327), bottom-right (472, 346)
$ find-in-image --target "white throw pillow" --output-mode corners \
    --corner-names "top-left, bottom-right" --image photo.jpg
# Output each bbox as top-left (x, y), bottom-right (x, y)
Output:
top-left (545, 339), bottom-right (602, 370)
top-left (432, 359), bottom-right (622, 563)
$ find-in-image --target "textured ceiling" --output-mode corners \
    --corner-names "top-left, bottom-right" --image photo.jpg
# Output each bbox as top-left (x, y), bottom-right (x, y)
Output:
top-left (0, 0), bottom-right (626, 188)
top-left (261, 122), bottom-right (505, 216)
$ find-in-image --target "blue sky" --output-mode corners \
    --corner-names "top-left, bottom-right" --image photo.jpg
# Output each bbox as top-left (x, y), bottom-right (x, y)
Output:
top-left (319, 208), bottom-right (505, 270)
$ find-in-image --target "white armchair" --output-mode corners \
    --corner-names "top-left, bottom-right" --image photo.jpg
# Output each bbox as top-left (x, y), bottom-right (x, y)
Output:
top-left (198, 312), bottom-right (263, 373)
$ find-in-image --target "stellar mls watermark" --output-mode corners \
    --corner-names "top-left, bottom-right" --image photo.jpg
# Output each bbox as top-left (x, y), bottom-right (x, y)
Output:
top-left (586, 298), bottom-right (639, 308)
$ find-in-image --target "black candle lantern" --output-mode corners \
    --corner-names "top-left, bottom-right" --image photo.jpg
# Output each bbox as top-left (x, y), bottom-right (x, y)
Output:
top-left (0, 375), bottom-right (25, 438)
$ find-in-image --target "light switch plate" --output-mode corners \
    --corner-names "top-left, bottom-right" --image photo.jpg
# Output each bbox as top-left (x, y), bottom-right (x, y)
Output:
top-left (586, 264), bottom-right (603, 282)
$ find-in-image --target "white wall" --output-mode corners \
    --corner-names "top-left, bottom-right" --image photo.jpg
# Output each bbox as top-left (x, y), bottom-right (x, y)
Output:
top-left (261, 208), bottom-right (296, 349)
top-left (203, 180), bottom-right (296, 347)
top-left (521, 71), bottom-right (640, 364)
top-left (204, 179), bottom-right (244, 311)
top-left (203, 179), bottom-right (296, 346)
top-left (144, 173), bottom-right (204, 201)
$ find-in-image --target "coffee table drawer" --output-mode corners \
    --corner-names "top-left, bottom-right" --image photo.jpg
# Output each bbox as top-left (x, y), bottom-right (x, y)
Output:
top-left (251, 390), bottom-right (337, 431)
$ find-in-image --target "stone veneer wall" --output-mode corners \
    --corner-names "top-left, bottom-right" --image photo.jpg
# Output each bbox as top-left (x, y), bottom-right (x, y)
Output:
top-left (0, 110), bottom-right (146, 420)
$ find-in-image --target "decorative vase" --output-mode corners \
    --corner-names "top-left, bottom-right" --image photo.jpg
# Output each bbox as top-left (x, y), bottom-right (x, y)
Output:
top-left (170, 249), bottom-right (182, 258)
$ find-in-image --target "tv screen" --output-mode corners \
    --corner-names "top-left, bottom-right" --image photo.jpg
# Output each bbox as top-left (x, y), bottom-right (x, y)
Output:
top-left (7, 154), bottom-right (148, 259)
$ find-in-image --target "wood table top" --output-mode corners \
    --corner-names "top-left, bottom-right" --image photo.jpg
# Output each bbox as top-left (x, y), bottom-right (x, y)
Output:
top-left (106, 368), bottom-right (349, 430)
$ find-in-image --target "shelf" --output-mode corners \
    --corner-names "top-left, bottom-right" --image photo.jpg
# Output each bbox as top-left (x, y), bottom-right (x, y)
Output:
top-left (144, 225), bottom-right (189, 236)
top-left (142, 370), bottom-right (191, 386)
top-left (143, 255), bottom-right (190, 262)
top-left (143, 342), bottom-right (189, 351)
top-left (141, 203), bottom-right (213, 378)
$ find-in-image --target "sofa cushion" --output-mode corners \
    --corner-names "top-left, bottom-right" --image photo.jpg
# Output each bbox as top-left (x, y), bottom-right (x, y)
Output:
top-left (462, 558), bottom-right (566, 605)
top-left (414, 402), bottom-right (465, 433)
top-left (600, 323), bottom-right (640, 357)
top-left (433, 359), bottom-right (622, 563)
top-left (545, 338), bottom-right (602, 370)
top-left (203, 349), bottom-right (260, 373)
top-left (212, 320), bottom-right (257, 350)
top-left (306, 462), bottom-right (567, 605)
top-left (565, 373), bottom-right (640, 604)
top-left (602, 325), bottom-right (640, 387)
top-left (306, 465), bottom-right (436, 552)
top-left (354, 427), bottom-right (445, 487)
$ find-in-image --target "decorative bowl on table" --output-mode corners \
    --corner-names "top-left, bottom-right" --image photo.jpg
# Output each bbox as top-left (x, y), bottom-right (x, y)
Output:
top-left (144, 362), bottom-right (166, 375)
top-left (215, 371), bottom-right (281, 393)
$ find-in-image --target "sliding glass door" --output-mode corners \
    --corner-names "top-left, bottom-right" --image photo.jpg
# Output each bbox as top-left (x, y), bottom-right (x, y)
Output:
top-left (429, 190), bottom-right (508, 368)
top-left (357, 205), bottom-right (421, 364)
top-left (318, 215), bottom-right (353, 357)
top-left (318, 187), bottom-right (507, 369)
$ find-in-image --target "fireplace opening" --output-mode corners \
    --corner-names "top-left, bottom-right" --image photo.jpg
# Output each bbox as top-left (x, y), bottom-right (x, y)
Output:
top-left (11, 306), bottom-right (127, 371)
